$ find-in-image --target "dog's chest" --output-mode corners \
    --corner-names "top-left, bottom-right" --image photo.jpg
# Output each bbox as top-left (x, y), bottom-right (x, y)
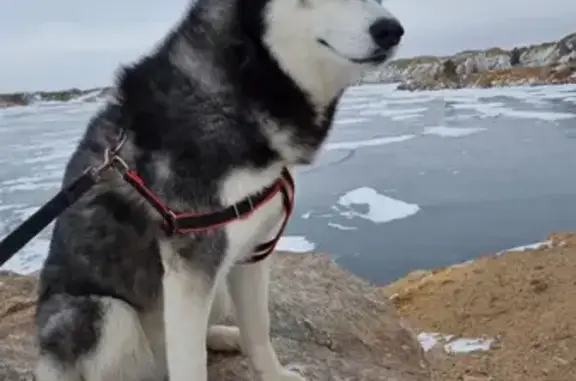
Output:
top-left (219, 166), bottom-right (292, 259)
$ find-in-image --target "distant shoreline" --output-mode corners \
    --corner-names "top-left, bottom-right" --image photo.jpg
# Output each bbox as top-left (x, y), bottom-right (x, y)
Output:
top-left (1, 30), bottom-right (575, 108)
top-left (2, 78), bottom-right (576, 110)
top-left (0, 87), bottom-right (113, 109)
top-left (362, 31), bottom-right (576, 91)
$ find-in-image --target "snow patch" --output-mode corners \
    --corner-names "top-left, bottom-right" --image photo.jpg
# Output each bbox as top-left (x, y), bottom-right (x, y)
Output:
top-left (327, 222), bottom-right (357, 231)
top-left (418, 333), bottom-right (443, 352)
top-left (423, 126), bottom-right (486, 138)
top-left (499, 240), bottom-right (552, 255)
top-left (417, 333), bottom-right (494, 354)
top-left (390, 114), bottom-right (421, 121)
top-left (444, 337), bottom-right (494, 354)
top-left (494, 109), bottom-right (575, 121)
top-left (325, 135), bottom-right (415, 151)
top-left (358, 106), bottom-right (428, 118)
top-left (335, 117), bottom-right (370, 125)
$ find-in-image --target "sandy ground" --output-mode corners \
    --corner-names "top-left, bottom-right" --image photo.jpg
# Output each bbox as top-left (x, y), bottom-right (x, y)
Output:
top-left (382, 232), bottom-right (576, 381)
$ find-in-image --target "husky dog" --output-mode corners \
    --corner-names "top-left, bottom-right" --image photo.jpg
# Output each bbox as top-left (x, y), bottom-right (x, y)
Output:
top-left (34, 0), bottom-right (403, 380)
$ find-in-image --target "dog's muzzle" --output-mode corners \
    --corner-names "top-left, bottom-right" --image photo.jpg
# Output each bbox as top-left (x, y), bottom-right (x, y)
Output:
top-left (317, 17), bottom-right (404, 65)
top-left (317, 39), bottom-right (391, 65)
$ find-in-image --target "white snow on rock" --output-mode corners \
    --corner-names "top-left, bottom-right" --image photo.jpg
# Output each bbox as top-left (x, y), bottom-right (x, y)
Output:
top-left (417, 332), bottom-right (494, 354)
top-left (498, 240), bottom-right (553, 255)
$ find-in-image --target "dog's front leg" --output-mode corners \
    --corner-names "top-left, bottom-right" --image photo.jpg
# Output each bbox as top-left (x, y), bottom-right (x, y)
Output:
top-left (162, 245), bottom-right (215, 381)
top-left (228, 258), bottom-right (306, 381)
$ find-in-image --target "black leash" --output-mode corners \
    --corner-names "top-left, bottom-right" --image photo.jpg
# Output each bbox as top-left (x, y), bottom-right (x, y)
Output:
top-left (0, 167), bottom-right (101, 266)
top-left (0, 132), bottom-right (127, 268)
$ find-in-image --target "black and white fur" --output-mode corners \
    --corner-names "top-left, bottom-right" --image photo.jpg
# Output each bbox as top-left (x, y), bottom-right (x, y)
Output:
top-left (34, 0), bottom-right (404, 380)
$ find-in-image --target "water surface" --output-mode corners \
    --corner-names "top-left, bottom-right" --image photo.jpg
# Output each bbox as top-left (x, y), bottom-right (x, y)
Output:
top-left (2, 84), bottom-right (576, 284)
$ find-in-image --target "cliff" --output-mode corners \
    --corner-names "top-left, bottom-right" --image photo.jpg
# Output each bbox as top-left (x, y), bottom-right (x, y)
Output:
top-left (0, 252), bottom-right (431, 381)
top-left (364, 31), bottom-right (576, 91)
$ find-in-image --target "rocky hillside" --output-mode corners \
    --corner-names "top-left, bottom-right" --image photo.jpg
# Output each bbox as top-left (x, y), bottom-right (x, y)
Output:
top-left (365, 31), bottom-right (576, 91)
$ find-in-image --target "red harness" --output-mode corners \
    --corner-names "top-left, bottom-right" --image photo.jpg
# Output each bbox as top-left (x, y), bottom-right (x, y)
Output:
top-left (112, 158), bottom-right (295, 264)
top-left (0, 129), bottom-right (294, 267)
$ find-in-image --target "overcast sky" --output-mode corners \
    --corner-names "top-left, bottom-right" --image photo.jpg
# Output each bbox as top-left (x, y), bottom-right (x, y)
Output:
top-left (1, 0), bottom-right (576, 92)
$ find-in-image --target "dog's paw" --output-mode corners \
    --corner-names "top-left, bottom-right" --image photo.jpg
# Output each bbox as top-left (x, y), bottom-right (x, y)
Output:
top-left (261, 368), bottom-right (306, 381)
top-left (206, 325), bottom-right (242, 353)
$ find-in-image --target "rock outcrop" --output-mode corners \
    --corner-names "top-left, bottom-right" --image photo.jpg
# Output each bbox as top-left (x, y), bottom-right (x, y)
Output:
top-left (0, 252), bottom-right (431, 381)
top-left (363, 31), bottom-right (576, 91)
top-left (382, 232), bottom-right (576, 381)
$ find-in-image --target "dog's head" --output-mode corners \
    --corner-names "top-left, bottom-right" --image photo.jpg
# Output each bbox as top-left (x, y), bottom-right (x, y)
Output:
top-left (264, 0), bottom-right (403, 66)
top-left (238, 0), bottom-right (403, 101)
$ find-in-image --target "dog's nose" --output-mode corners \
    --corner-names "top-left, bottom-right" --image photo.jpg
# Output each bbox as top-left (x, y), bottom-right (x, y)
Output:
top-left (369, 18), bottom-right (404, 49)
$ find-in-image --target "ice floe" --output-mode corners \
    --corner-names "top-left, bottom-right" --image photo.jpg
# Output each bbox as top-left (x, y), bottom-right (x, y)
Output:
top-left (335, 187), bottom-right (420, 224)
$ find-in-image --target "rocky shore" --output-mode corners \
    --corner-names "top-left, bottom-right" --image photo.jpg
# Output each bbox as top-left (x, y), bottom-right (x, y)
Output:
top-left (364, 31), bottom-right (576, 91)
top-left (383, 232), bottom-right (576, 381)
top-left (2, 234), bottom-right (576, 381)
top-left (0, 252), bottom-right (431, 381)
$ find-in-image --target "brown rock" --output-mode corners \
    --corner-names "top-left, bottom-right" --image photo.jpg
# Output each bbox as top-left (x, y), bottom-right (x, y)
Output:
top-left (462, 375), bottom-right (492, 381)
top-left (382, 232), bottom-right (576, 381)
top-left (0, 253), bottom-right (431, 381)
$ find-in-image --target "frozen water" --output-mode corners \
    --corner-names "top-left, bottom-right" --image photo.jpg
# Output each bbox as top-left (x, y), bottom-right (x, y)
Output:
top-left (1, 83), bottom-right (576, 283)
top-left (422, 126), bottom-right (486, 138)
top-left (325, 135), bottom-right (415, 151)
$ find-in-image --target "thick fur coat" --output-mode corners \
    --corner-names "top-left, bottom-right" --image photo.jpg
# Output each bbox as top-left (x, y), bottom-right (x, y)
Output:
top-left (34, 0), bottom-right (404, 380)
